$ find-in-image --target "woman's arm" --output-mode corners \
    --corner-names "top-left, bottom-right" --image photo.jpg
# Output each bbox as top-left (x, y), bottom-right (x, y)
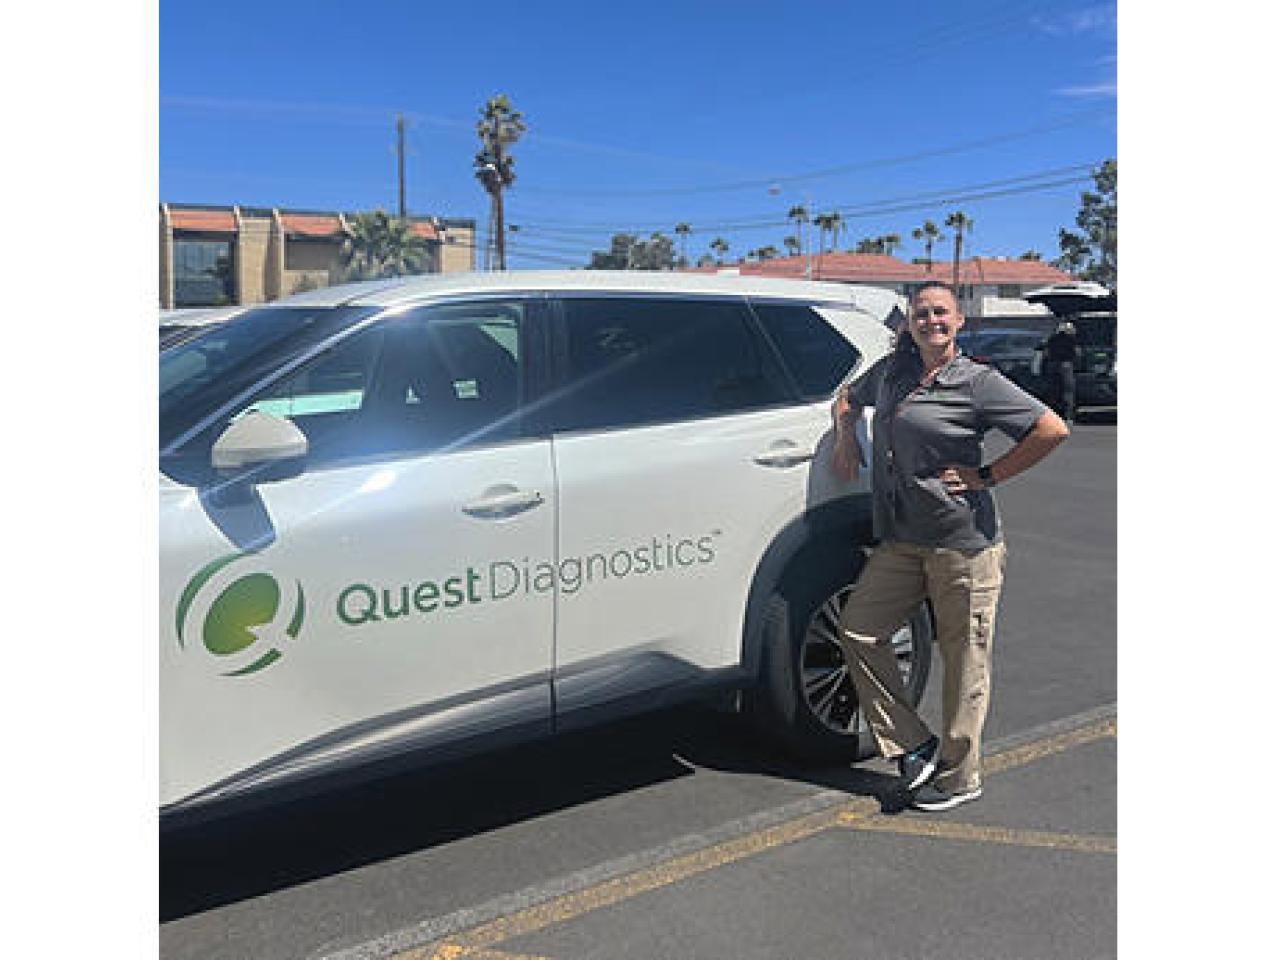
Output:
top-left (939, 410), bottom-right (1070, 493)
top-left (831, 388), bottom-right (865, 482)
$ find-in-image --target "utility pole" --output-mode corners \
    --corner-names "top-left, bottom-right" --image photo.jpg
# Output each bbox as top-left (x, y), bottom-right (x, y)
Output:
top-left (493, 140), bottom-right (507, 270)
top-left (396, 114), bottom-right (407, 218)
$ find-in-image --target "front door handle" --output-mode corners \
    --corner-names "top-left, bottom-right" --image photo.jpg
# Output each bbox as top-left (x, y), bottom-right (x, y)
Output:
top-left (462, 485), bottom-right (545, 519)
top-left (753, 440), bottom-right (816, 469)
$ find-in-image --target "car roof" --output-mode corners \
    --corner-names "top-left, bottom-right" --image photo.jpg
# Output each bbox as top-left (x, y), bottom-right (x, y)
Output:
top-left (276, 270), bottom-right (905, 319)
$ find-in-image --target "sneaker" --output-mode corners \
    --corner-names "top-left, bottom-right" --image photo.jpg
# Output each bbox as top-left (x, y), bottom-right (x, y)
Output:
top-left (911, 782), bottom-right (982, 812)
top-left (897, 735), bottom-right (940, 791)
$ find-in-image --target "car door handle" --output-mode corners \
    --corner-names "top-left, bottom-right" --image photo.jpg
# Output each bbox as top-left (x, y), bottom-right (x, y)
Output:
top-left (462, 486), bottom-right (545, 519)
top-left (753, 441), bottom-right (816, 469)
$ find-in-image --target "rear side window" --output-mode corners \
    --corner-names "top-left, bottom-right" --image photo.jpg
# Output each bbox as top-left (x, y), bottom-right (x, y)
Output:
top-left (750, 302), bottom-right (860, 400)
top-left (547, 297), bottom-right (792, 433)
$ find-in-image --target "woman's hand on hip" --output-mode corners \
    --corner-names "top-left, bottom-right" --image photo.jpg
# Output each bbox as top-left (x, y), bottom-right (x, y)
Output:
top-left (939, 465), bottom-right (984, 493)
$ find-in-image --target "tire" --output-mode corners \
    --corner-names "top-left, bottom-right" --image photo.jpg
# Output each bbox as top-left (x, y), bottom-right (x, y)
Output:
top-left (747, 550), bottom-right (933, 763)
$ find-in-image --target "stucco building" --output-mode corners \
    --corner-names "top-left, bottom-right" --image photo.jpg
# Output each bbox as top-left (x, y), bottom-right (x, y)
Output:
top-left (694, 252), bottom-right (1075, 319)
top-left (159, 203), bottom-right (477, 308)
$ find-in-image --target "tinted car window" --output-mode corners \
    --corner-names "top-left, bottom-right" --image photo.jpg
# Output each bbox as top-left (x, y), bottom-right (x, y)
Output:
top-left (232, 300), bottom-right (526, 467)
top-left (160, 305), bottom-right (377, 449)
top-left (750, 301), bottom-right (860, 399)
top-left (163, 301), bottom-right (528, 482)
top-left (547, 297), bottom-right (791, 433)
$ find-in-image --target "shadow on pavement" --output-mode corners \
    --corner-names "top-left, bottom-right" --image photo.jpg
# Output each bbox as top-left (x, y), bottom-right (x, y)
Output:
top-left (160, 704), bottom-right (901, 921)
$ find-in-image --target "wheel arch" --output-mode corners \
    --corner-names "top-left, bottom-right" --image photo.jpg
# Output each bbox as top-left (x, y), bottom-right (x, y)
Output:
top-left (739, 493), bottom-right (875, 682)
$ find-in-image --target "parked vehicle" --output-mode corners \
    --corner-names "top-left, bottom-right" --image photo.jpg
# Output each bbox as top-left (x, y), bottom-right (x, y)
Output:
top-left (1023, 283), bottom-right (1117, 413)
top-left (160, 305), bottom-right (247, 350)
top-left (159, 271), bottom-right (934, 821)
top-left (956, 328), bottom-right (1047, 397)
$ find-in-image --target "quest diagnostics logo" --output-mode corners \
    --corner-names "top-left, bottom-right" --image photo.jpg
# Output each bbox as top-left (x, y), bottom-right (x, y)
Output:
top-left (175, 553), bottom-right (306, 677)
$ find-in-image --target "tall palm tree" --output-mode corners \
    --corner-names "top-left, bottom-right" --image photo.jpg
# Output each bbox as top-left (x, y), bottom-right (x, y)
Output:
top-left (757, 245), bottom-right (780, 261)
top-left (944, 211), bottom-right (973, 289)
top-left (855, 237), bottom-right (881, 254)
top-left (674, 222), bottom-right (691, 266)
top-left (783, 235), bottom-right (800, 258)
top-left (911, 219), bottom-right (942, 272)
top-left (787, 204), bottom-right (810, 261)
top-left (709, 237), bottom-right (730, 265)
top-left (474, 94), bottom-right (526, 270)
top-left (338, 210), bottom-right (431, 280)
top-left (880, 233), bottom-right (902, 257)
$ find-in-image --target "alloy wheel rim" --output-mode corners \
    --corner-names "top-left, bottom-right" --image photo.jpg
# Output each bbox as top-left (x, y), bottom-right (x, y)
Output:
top-left (799, 585), bottom-right (916, 736)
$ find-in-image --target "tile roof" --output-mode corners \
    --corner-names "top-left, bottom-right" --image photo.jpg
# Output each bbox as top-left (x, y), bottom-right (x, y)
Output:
top-left (687, 253), bottom-right (1071, 285)
top-left (280, 213), bottom-right (343, 238)
top-left (169, 209), bottom-right (236, 232)
top-left (409, 221), bottom-right (440, 241)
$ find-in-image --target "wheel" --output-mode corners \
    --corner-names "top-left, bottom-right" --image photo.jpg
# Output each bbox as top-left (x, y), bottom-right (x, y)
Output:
top-left (748, 551), bottom-right (933, 762)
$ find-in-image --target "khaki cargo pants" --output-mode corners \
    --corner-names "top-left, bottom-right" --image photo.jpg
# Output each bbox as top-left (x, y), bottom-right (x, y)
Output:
top-left (837, 540), bottom-right (1007, 793)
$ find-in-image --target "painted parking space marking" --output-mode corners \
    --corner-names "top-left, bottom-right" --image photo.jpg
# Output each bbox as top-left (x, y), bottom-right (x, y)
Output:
top-left (838, 815), bottom-right (1116, 854)
top-left (324, 706), bottom-right (1115, 960)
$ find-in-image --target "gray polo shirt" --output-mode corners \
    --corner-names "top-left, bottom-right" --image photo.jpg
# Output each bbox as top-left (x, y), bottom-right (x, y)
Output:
top-left (847, 349), bottom-right (1047, 552)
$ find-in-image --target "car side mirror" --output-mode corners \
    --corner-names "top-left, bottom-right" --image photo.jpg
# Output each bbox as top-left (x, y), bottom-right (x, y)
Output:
top-left (210, 411), bottom-right (308, 486)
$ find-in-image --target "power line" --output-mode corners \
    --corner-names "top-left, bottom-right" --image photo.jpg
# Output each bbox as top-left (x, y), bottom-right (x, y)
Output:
top-left (510, 163), bottom-right (1100, 236)
top-left (519, 107), bottom-right (1112, 198)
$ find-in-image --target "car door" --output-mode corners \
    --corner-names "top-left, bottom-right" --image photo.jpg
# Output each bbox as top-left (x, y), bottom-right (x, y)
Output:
top-left (160, 297), bottom-right (556, 808)
top-left (537, 294), bottom-right (841, 717)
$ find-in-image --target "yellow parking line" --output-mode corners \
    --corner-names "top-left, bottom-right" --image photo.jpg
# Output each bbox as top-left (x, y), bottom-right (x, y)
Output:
top-left (838, 814), bottom-right (1116, 854)
top-left (403, 803), bottom-right (882, 960)
top-left (393, 715), bottom-right (1116, 960)
top-left (983, 717), bottom-right (1116, 776)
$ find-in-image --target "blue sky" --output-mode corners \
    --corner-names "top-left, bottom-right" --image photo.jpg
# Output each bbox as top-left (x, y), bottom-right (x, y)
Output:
top-left (160, 0), bottom-right (1116, 270)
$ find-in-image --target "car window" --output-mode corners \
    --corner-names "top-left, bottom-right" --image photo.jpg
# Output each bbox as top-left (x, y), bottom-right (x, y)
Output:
top-left (546, 297), bottom-right (792, 433)
top-left (749, 301), bottom-right (860, 400)
top-left (210, 300), bottom-right (527, 471)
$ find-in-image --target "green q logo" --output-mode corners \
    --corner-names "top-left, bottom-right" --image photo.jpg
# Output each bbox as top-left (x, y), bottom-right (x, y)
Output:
top-left (176, 553), bottom-right (305, 676)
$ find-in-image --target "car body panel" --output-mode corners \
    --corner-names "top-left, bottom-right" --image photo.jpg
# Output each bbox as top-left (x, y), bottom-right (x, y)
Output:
top-left (159, 273), bottom-right (899, 816)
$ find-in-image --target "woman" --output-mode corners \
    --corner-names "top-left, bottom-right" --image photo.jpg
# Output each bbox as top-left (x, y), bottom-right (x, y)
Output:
top-left (831, 283), bottom-right (1069, 811)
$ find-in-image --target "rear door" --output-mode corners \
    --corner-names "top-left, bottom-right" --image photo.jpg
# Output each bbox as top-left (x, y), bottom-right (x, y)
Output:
top-left (537, 294), bottom-right (858, 715)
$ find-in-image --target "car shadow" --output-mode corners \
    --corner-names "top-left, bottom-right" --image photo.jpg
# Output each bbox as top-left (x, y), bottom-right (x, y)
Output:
top-left (160, 703), bottom-right (902, 921)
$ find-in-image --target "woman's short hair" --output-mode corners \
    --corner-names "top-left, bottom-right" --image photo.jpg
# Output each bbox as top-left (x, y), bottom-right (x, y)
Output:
top-left (911, 281), bottom-right (959, 305)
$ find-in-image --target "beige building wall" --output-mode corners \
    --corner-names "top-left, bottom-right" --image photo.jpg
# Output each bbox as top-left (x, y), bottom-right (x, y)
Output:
top-left (159, 205), bottom-right (174, 308)
top-left (438, 224), bottom-right (475, 273)
top-left (233, 208), bottom-right (274, 305)
top-left (283, 239), bottom-right (343, 295)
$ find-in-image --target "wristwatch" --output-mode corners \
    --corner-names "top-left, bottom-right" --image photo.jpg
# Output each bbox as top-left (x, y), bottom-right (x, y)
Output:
top-left (978, 464), bottom-right (997, 487)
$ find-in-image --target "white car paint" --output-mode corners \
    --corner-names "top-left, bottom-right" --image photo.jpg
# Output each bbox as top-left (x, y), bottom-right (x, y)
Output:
top-left (160, 271), bottom-right (896, 814)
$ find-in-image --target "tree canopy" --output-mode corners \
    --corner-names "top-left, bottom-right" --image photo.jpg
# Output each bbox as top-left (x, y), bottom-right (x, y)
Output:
top-left (1055, 159), bottom-right (1116, 289)
top-left (586, 233), bottom-right (677, 270)
top-left (337, 210), bottom-right (432, 281)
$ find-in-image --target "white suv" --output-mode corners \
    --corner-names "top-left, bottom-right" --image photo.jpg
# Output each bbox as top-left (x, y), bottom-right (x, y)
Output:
top-left (160, 271), bottom-right (931, 819)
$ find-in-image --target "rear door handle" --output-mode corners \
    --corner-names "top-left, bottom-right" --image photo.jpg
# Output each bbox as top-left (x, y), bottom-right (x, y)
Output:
top-left (753, 440), bottom-right (815, 469)
top-left (462, 485), bottom-right (545, 519)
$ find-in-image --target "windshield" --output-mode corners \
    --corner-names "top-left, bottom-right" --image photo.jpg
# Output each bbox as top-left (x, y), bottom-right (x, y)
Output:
top-left (159, 305), bottom-right (378, 449)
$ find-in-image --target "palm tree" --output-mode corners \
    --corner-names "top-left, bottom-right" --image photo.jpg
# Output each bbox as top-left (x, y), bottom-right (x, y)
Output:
top-left (944, 211), bottom-right (973, 290)
top-left (757, 245), bottom-right (780, 261)
top-left (826, 212), bottom-right (845, 254)
top-left (787, 204), bottom-right (810, 262)
top-left (855, 237), bottom-right (882, 254)
top-left (674, 222), bottom-right (692, 266)
top-left (783, 235), bottom-right (800, 258)
top-left (474, 94), bottom-right (527, 270)
top-left (338, 210), bottom-right (431, 280)
top-left (911, 219), bottom-right (942, 272)
top-left (709, 237), bottom-right (729, 265)
top-left (880, 233), bottom-right (902, 257)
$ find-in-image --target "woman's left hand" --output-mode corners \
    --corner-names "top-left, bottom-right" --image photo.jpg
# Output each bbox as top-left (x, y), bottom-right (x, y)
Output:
top-left (939, 465), bottom-right (985, 493)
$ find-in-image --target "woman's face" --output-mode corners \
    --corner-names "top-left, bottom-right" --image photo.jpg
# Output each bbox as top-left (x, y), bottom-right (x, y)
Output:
top-left (908, 287), bottom-right (965, 355)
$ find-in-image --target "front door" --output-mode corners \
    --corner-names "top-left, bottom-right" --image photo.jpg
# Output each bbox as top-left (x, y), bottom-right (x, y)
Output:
top-left (160, 298), bottom-right (555, 807)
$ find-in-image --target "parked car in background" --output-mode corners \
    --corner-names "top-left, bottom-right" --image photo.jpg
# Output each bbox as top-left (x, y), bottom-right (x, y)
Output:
top-left (1024, 282), bottom-right (1117, 414)
top-left (160, 305), bottom-right (247, 350)
top-left (956, 328), bottom-right (1047, 398)
top-left (159, 271), bottom-right (934, 822)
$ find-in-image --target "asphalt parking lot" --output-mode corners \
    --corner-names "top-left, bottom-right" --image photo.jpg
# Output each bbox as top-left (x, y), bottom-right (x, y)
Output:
top-left (161, 420), bottom-right (1117, 960)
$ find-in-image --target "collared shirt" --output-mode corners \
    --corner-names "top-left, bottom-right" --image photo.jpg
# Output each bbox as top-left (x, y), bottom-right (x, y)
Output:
top-left (847, 348), bottom-right (1047, 552)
